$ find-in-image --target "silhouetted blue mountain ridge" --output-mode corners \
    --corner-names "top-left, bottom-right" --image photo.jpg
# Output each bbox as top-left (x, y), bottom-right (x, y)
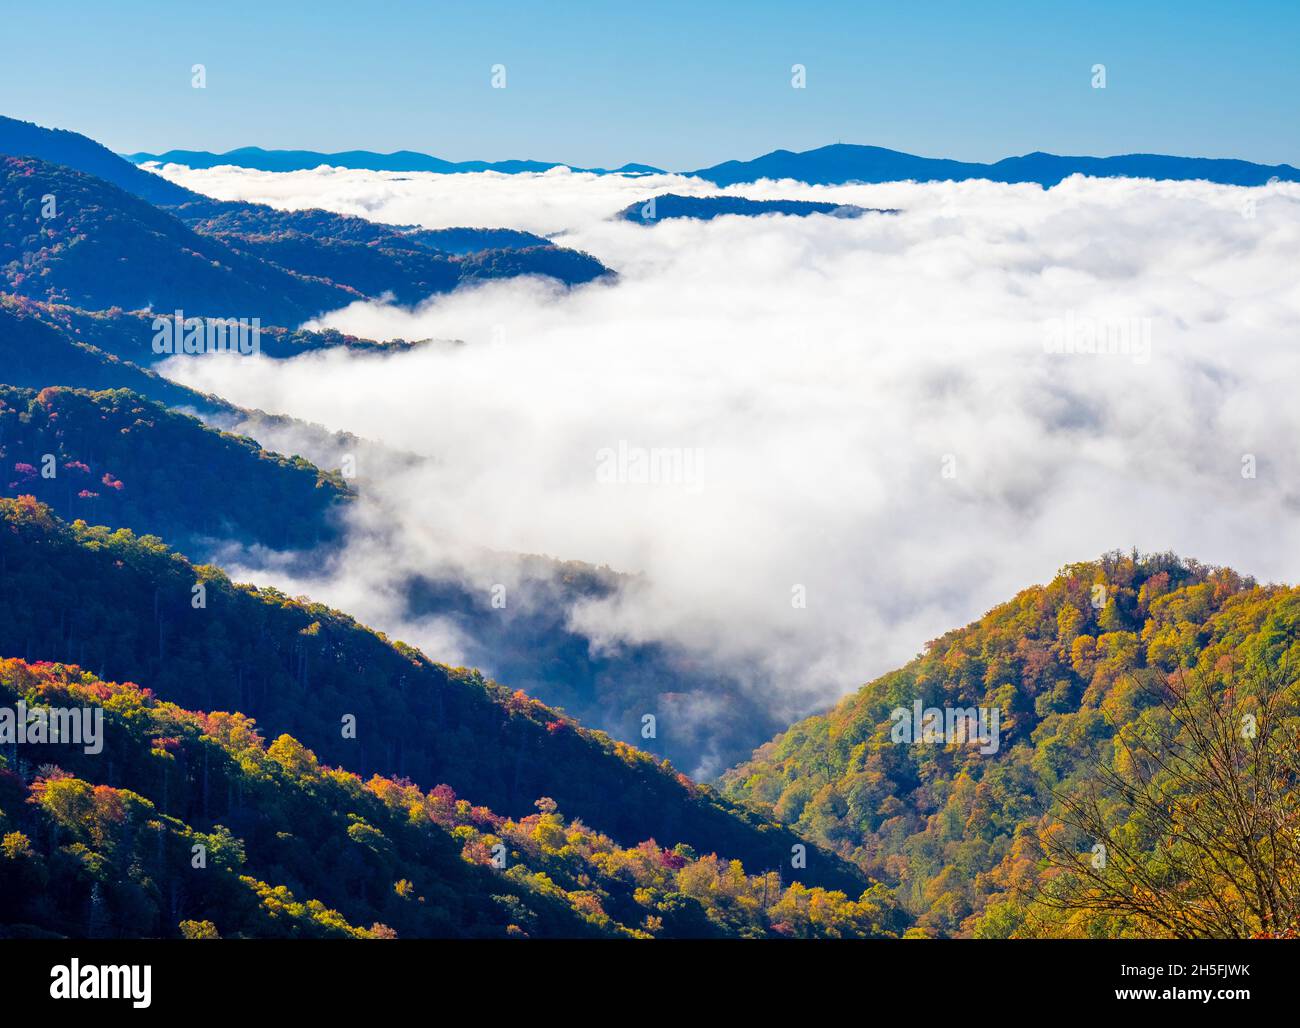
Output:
top-left (127, 145), bottom-right (665, 176)
top-left (688, 143), bottom-right (1300, 187)
top-left (118, 136), bottom-right (1300, 188)
top-left (617, 193), bottom-right (896, 223)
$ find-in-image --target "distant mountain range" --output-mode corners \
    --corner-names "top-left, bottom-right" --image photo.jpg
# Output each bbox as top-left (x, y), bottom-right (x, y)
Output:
top-left (127, 146), bottom-right (666, 176)
top-left (689, 144), bottom-right (1300, 187)
top-left (123, 140), bottom-right (1300, 188)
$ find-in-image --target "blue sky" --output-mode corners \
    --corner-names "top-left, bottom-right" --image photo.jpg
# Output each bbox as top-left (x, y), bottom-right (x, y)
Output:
top-left (4, 0), bottom-right (1297, 169)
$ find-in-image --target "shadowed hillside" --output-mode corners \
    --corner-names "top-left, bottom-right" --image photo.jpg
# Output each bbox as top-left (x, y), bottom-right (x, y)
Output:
top-left (1, 156), bottom-right (356, 325)
top-left (0, 385), bottom-right (351, 552)
top-left (0, 498), bottom-right (877, 901)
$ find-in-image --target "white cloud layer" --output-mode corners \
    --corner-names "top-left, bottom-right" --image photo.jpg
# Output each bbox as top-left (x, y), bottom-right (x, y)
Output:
top-left (156, 163), bottom-right (1300, 731)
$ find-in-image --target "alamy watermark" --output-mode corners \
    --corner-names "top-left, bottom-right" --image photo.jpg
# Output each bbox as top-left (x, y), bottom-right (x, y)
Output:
top-left (50, 959), bottom-right (150, 1008)
top-left (0, 701), bottom-right (103, 755)
top-left (152, 310), bottom-right (261, 356)
top-left (890, 700), bottom-right (1001, 755)
top-left (1044, 310), bottom-right (1151, 365)
top-left (596, 441), bottom-right (705, 489)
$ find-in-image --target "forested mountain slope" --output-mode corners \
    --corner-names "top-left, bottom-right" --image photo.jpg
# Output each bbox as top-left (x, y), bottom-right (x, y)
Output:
top-left (0, 297), bottom-right (230, 412)
top-left (173, 201), bottom-right (551, 253)
top-left (722, 552), bottom-right (1300, 937)
top-left (0, 386), bottom-right (350, 552)
top-left (0, 658), bottom-right (903, 938)
top-left (15, 298), bottom-right (416, 367)
top-left (215, 233), bottom-right (608, 306)
top-left (0, 498), bottom-right (877, 901)
top-left (1, 157), bottom-right (357, 324)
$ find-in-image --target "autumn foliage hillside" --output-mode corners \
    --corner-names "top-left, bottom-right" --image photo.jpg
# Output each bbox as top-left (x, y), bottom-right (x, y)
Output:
top-left (722, 551), bottom-right (1300, 937)
top-left (0, 658), bottom-right (903, 938)
top-left (0, 498), bottom-right (878, 905)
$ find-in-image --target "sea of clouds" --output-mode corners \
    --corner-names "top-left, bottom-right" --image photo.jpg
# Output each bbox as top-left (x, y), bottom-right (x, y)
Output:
top-left (154, 162), bottom-right (1300, 750)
